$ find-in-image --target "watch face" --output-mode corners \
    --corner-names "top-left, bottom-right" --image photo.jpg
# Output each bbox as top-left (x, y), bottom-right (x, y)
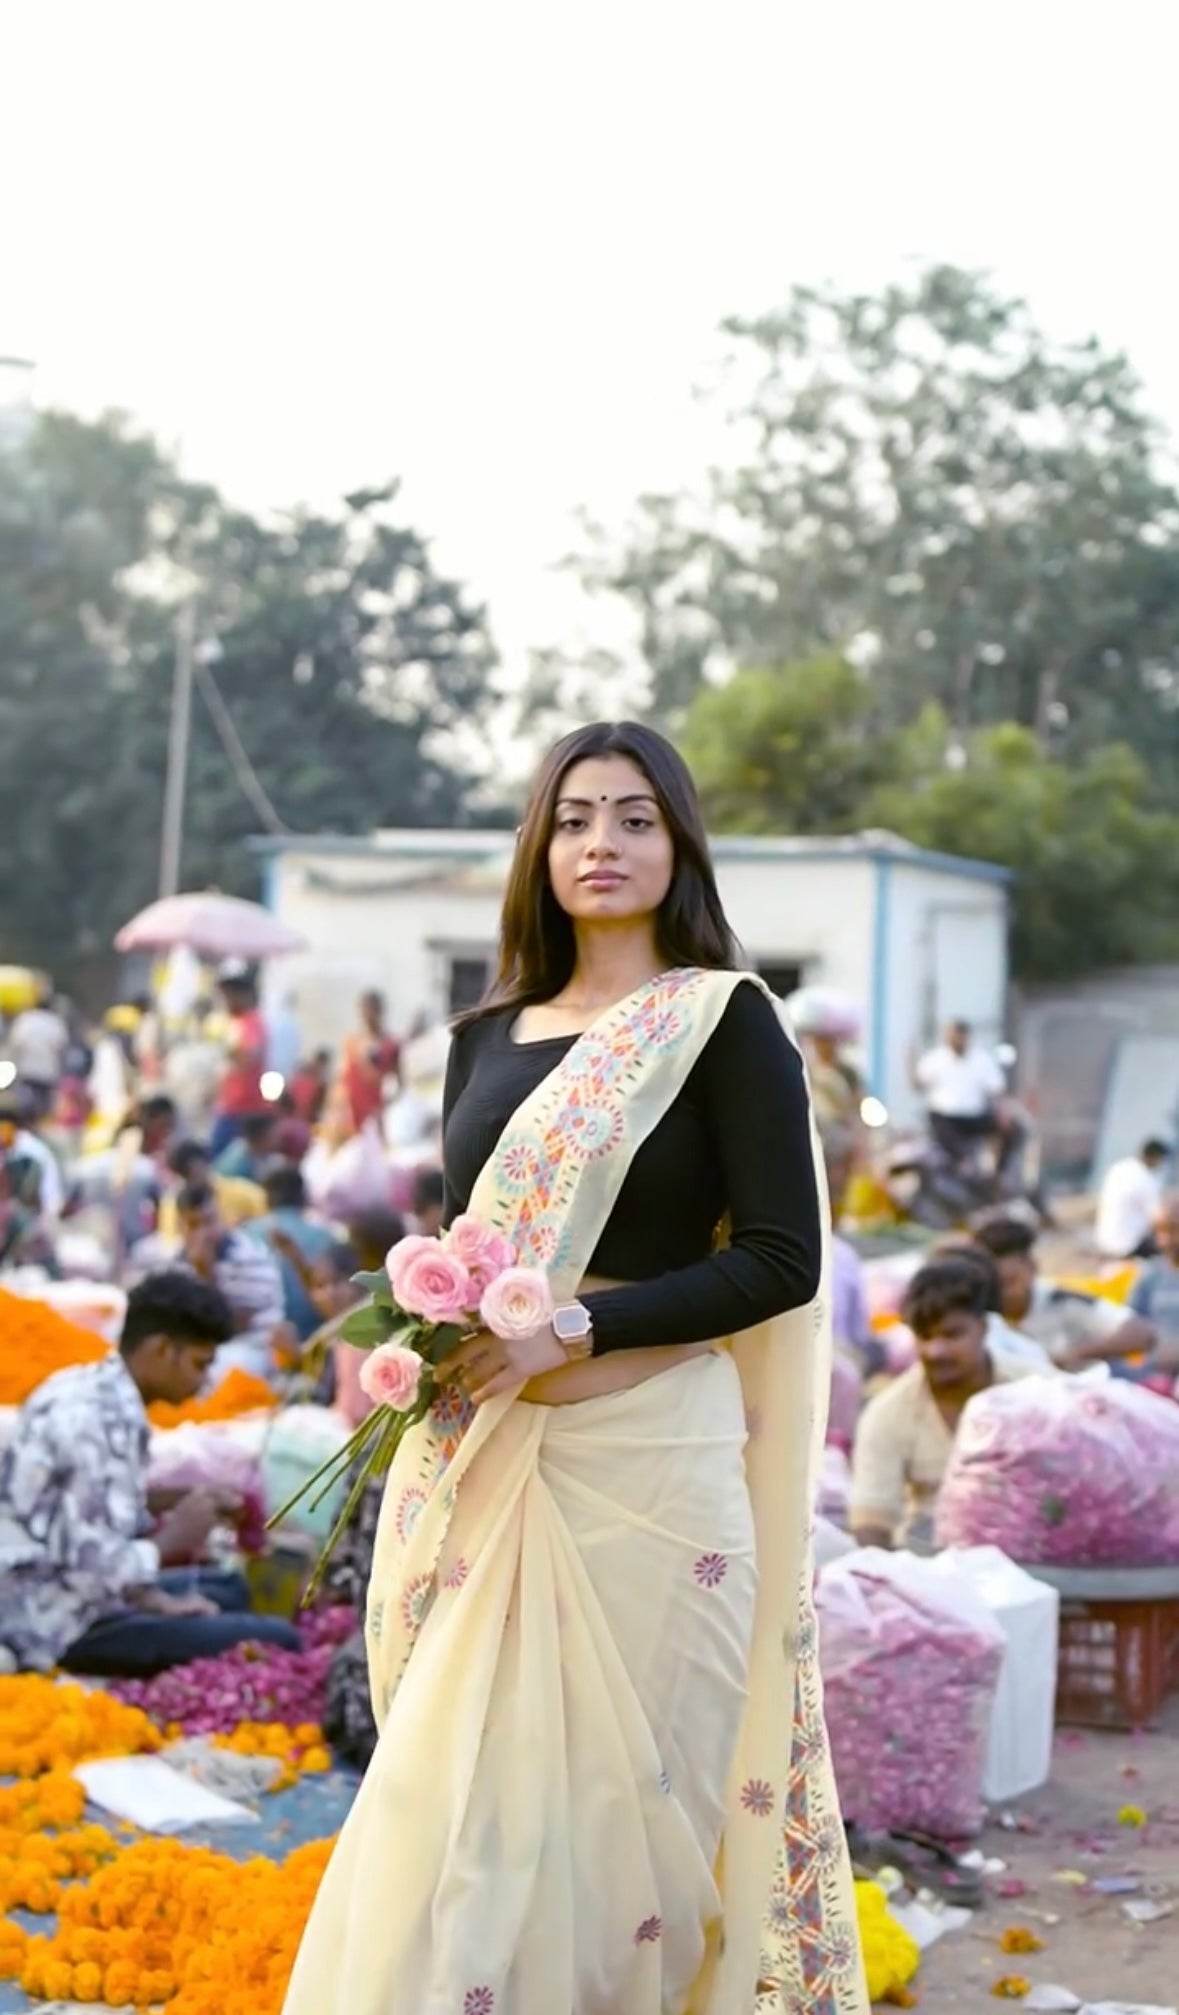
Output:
top-left (554, 1304), bottom-right (591, 1341)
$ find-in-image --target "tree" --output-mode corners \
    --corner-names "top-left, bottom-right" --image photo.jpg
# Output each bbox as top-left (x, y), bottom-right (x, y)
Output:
top-left (0, 415), bottom-right (500, 990)
top-left (677, 655), bottom-right (900, 833)
top-left (557, 267), bottom-right (1179, 773)
top-left (865, 725), bottom-right (1179, 981)
top-left (679, 660), bottom-right (1179, 980)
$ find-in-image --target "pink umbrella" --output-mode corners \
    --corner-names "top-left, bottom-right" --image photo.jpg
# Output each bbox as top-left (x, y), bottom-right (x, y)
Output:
top-left (115, 892), bottom-right (306, 961)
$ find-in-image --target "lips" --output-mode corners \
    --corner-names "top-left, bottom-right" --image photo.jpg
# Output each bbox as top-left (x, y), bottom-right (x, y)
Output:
top-left (580, 873), bottom-right (626, 887)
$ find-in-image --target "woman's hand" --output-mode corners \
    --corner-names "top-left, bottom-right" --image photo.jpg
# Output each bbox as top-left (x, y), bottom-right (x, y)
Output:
top-left (434, 1324), bottom-right (567, 1405)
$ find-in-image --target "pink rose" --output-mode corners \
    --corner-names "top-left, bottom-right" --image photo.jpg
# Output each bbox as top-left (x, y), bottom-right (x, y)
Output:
top-left (396, 1244), bottom-right (474, 1324)
top-left (358, 1342), bottom-right (425, 1411)
top-left (443, 1214), bottom-right (518, 1293)
top-left (480, 1265), bottom-right (555, 1342)
top-left (385, 1234), bottom-right (439, 1304)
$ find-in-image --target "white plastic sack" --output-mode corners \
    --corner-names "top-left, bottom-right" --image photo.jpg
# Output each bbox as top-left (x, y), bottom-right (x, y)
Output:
top-left (937, 1372), bottom-right (1179, 1566)
top-left (817, 1547), bottom-right (1005, 1838)
top-left (920, 1546), bottom-right (1059, 1803)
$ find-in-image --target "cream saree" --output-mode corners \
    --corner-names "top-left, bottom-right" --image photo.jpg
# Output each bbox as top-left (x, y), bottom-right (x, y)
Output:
top-left (283, 968), bottom-right (868, 2014)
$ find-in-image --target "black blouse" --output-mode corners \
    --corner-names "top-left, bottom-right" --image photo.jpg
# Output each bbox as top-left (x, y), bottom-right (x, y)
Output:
top-left (440, 978), bottom-right (822, 1355)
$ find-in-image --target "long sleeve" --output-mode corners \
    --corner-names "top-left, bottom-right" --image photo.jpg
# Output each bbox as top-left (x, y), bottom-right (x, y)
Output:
top-left (582, 983), bottom-right (822, 1353)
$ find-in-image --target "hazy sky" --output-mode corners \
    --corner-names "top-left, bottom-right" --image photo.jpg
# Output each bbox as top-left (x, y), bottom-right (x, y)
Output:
top-left (5, 0), bottom-right (1179, 692)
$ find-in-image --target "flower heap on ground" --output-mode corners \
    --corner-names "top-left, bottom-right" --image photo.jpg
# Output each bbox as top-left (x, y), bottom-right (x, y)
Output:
top-left (0, 1291), bottom-right (107, 1406)
top-left (148, 1368), bottom-right (278, 1428)
top-left (4, 1834), bottom-right (333, 2013)
top-left (110, 1605), bottom-right (354, 1741)
top-left (0, 1669), bottom-right (342, 2010)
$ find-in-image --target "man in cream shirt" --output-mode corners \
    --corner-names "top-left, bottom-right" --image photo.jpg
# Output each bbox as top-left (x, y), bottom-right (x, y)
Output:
top-left (851, 1255), bottom-right (1044, 1554)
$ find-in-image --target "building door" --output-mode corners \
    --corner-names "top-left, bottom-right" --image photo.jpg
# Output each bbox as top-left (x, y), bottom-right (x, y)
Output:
top-left (756, 961), bottom-right (804, 1001)
top-left (447, 956), bottom-right (491, 1015)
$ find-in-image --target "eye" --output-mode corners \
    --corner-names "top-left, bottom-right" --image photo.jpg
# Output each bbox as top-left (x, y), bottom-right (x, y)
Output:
top-left (555, 816), bottom-right (587, 833)
top-left (623, 816), bottom-right (655, 831)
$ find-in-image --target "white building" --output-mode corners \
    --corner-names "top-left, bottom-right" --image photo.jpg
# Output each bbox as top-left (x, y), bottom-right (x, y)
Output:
top-left (256, 828), bottom-right (1011, 1124)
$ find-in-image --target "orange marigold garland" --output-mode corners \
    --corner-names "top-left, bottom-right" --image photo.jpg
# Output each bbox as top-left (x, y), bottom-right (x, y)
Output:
top-left (148, 1367), bottom-right (278, 1428)
top-left (13, 1834), bottom-right (333, 2011)
top-left (0, 1676), bottom-right (161, 1777)
top-left (0, 1290), bottom-right (107, 1405)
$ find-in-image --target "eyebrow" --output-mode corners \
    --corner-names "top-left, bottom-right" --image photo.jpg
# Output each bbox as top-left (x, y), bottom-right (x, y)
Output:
top-left (554, 793), bottom-right (658, 808)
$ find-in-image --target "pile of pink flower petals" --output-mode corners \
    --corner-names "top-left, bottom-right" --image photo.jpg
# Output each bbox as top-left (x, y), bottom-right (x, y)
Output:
top-left (937, 1374), bottom-right (1179, 1565)
top-left (817, 1558), bottom-right (1004, 1839)
top-left (110, 1605), bottom-right (356, 1736)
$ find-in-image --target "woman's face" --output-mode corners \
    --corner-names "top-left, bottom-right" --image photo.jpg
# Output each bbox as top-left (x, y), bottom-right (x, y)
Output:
top-left (547, 754), bottom-right (675, 926)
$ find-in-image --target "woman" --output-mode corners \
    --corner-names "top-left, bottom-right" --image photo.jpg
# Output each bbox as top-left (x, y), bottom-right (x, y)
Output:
top-left (284, 723), bottom-right (866, 2014)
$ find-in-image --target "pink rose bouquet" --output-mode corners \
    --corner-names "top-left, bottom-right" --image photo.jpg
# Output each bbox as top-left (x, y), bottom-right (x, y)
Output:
top-left (267, 1215), bottom-right (548, 1596)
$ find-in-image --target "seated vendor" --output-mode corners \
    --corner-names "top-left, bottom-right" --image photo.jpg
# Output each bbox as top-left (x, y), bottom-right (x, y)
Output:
top-left (0, 1271), bottom-right (300, 1677)
top-left (850, 1256), bottom-right (1037, 1554)
top-left (177, 1178), bottom-right (286, 1382)
top-left (974, 1214), bottom-right (1155, 1368)
top-left (1126, 1195), bottom-right (1179, 1379)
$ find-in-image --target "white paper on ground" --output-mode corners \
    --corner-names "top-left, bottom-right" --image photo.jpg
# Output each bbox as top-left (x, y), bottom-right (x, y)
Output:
top-left (888, 1896), bottom-right (972, 1949)
top-left (1023, 1992), bottom-right (1081, 2013)
top-left (1083, 2005), bottom-right (1178, 2015)
top-left (74, 1754), bottom-right (257, 1830)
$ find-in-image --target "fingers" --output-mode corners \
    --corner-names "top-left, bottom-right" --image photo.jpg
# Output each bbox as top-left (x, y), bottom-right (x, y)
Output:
top-left (435, 1330), bottom-right (497, 1381)
top-left (470, 1365), bottom-right (523, 1404)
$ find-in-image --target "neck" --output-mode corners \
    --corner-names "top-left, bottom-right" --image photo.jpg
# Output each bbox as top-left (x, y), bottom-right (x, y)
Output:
top-left (562, 922), bottom-right (666, 1008)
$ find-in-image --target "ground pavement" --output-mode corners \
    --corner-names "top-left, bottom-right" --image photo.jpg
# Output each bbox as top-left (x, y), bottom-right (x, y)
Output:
top-left (918, 1698), bottom-right (1179, 2010)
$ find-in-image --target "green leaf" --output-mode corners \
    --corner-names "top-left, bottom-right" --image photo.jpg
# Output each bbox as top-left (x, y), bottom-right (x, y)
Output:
top-left (351, 1269), bottom-right (395, 1308)
top-left (423, 1321), bottom-right (466, 1363)
top-left (338, 1302), bottom-right (396, 1348)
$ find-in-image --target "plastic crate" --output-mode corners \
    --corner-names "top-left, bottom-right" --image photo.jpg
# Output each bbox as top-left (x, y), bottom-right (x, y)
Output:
top-left (1055, 1595), bottom-right (1179, 1729)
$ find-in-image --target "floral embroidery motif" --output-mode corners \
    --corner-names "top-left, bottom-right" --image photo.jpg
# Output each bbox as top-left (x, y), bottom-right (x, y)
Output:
top-left (499, 1137), bottom-right (543, 1191)
top-left (519, 1212), bottom-right (562, 1265)
top-left (638, 1004), bottom-right (685, 1049)
top-left (634, 1916), bottom-right (663, 1944)
top-left (741, 1778), bottom-right (776, 1817)
top-left (401, 1573), bottom-right (433, 1634)
top-left (694, 1551), bottom-right (729, 1588)
top-left (431, 1384), bottom-right (475, 1432)
top-left (658, 1768), bottom-right (672, 1794)
top-left (547, 1096), bottom-right (624, 1161)
top-left (395, 1487), bottom-right (427, 1543)
top-left (368, 1598), bottom-right (384, 1642)
top-left (463, 1991), bottom-right (495, 2015)
top-left (444, 1557), bottom-right (469, 1590)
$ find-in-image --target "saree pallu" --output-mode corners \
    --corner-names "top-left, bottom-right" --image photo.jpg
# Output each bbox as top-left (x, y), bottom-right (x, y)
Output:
top-left (283, 969), bottom-right (868, 2015)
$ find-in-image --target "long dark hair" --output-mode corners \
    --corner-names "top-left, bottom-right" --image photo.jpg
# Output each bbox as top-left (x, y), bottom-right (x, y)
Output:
top-left (458, 721), bottom-right (738, 1029)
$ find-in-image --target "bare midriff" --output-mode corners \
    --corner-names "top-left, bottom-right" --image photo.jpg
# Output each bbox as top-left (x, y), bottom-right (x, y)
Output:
top-left (519, 1274), bottom-right (719, 1406)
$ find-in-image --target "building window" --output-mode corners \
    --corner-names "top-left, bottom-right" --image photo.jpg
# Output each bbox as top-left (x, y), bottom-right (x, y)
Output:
top-left (755, 961), bottom-right (803, 1000)
top-left (448, 956), bottom-right (491, 1015)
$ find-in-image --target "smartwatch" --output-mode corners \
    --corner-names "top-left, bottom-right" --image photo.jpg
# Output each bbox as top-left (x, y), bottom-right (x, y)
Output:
top-left (552, 1300), bottom-right (595, 1361)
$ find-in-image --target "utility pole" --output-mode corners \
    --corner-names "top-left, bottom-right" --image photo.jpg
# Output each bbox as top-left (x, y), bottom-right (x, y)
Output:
top-left (159, 596), bottom-right (197, 899)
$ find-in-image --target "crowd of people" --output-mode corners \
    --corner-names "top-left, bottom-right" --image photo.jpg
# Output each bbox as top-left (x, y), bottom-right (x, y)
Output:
top-left (3, 971), bottom-right (1177, 1704)
top-left (0, 966), bottom-right (447, 1680)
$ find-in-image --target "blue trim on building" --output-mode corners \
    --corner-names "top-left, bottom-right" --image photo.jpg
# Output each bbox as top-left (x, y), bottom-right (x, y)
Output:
top-left (869, 856), bottom-right (892, 1098)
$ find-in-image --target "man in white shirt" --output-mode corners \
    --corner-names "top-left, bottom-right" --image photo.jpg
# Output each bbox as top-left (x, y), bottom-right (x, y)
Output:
top-left (914, 1019), bottom-right (1011, 1175)
top-left (975, 1214), bottom-right (1156, 1369)
top-left (8, 994), bottom-right (69, 1114)
top-left (1095, 1139), bottom-right (1169, 1259)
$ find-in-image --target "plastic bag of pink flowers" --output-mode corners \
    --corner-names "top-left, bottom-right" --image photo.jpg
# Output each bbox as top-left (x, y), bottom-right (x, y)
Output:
top-left (817, 1549), bottom-right (1005, 1838)
top-left (936, 1372), bottom-right (1179, 1565)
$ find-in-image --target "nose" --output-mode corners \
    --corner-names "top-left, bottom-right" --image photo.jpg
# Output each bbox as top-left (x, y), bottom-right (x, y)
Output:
top-left (584, 815), bottom-right (621, 860)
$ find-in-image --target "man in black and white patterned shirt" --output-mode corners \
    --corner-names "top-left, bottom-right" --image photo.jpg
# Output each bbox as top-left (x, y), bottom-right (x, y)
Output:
top-left (0, 1271), bottom-right (300, 1675)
